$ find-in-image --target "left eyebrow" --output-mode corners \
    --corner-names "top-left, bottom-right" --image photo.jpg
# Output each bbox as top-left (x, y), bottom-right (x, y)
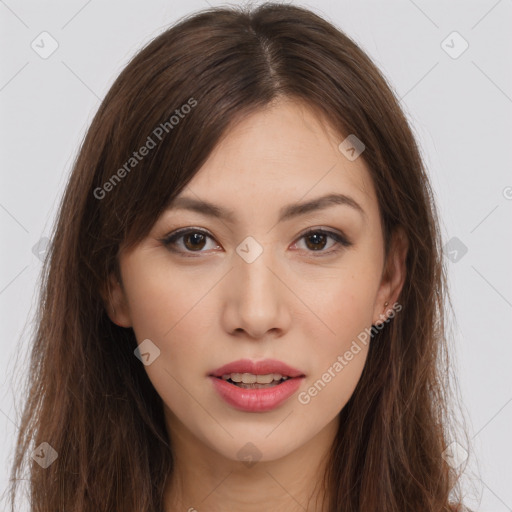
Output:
top-left (164, 192), bottom-right (366, 223)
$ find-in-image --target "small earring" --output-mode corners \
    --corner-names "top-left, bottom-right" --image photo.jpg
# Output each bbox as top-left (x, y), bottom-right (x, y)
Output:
top-left (384, 301), bottom-right (389, 307)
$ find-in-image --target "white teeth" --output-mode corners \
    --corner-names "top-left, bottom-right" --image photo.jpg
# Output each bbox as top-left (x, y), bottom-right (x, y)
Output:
top-left (220, 372), bottom-right (290, 384)
top-left (254, 374), bottom-right (274, 384)
top-left (242, 374), bottom-right (257, 384)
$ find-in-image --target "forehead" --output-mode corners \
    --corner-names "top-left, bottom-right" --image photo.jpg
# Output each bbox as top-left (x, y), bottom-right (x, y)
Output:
top-left (170, 98), bottom-right (378, 224)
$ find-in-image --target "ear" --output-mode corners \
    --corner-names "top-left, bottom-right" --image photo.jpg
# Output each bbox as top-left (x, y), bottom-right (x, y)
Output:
top-left (372, 226), bottom-right (408, 325)
top-left (100, 272), bottom-right (133, 328)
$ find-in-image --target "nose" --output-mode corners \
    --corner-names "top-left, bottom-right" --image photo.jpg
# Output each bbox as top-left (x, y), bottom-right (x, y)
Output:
top-left (221, 247), bottom-right (292, 340)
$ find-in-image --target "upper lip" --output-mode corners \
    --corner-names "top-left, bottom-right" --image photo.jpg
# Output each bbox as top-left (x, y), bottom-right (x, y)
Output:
top-left (209, 358), bottom-right (305, 378)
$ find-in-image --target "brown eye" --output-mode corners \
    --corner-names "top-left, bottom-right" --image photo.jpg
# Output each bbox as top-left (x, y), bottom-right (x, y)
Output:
top-left (294, 229), bottom-right (352, 255)
top-left (161, 228), bottom-right (218, 255)
top-left (182, 232), bottom-right (207, 251)
top-left (160, 227), bottom-right (352, 257)
top-left (304, 232), bottom-right (329, 251)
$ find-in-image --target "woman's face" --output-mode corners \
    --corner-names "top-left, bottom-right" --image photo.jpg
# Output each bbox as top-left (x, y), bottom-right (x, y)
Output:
top-left (107, 98), bottom-right (406, 466)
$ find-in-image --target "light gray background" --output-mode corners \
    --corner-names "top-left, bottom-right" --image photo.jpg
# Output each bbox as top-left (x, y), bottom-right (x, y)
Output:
top-left (1, 0), bottom-right (511, 510)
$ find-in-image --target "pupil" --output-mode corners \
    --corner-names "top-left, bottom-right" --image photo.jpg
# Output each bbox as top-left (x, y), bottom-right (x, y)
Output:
top-left (306, 233), bottom-right (326, 251)
top-left (184, 233), bottom-right (205, 251)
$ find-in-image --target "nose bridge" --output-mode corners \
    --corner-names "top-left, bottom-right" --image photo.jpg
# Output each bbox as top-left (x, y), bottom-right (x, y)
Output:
top-left (227, 237), bottom-right (287, 335)
top-left (235, 240), bottom-right (279, 304)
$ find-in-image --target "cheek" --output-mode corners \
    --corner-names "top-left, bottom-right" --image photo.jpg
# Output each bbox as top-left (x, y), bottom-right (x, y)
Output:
top-left (121, 253), bottom-right (216, 381)
top-left (294, 250), bottom-right (381, 415)
top-left (121, 263), bottom-right (214, 426)
top-left (122, 252), bottom-right (210, 342)
top-left (296, 281), bottom-right (373, 422)
top-left (304, 248), bottom-right (383, 341)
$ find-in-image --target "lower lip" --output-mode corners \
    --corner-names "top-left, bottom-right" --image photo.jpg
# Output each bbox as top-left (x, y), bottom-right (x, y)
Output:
top-left (209, 376), bottom-right (304, 412)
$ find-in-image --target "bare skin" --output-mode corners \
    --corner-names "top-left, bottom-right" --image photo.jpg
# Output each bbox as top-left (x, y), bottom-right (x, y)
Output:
top-left (105, 97), bottom-right (408, 511)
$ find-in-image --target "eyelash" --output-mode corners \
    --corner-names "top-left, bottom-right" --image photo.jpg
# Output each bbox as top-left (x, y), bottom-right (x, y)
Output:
top-left (159, 227), bottom-right (352, 258)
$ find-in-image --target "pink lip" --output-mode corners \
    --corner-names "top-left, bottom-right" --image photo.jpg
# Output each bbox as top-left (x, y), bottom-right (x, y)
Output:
top-left (208, 358), bottom-right (306, 412)
top-left (209, 376), bottom-right (304, 412)
top-left (209, 358), bottom-right (305, 378)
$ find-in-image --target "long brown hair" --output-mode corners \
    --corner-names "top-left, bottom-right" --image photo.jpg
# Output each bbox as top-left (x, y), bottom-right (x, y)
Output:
top-left (7, 3), bottom-right (467, 511)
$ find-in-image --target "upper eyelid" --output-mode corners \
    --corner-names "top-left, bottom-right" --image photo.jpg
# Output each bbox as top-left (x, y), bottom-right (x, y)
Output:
top-left (162, 226), bottom-right (344, 240)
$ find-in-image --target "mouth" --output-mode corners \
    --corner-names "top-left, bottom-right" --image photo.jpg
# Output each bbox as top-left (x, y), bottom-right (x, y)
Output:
top-left (208, 359), bottom-right (305, 412)
top-left (216, 372), bottom-right (294, 389)
top-left (209, 373), bottom-right (305, 412)
top-left (208, 359), bottom-right (306, 412)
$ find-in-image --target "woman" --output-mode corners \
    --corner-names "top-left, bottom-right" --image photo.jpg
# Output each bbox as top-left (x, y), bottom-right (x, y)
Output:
top-left (8, 3), bottom-right (468, 511)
